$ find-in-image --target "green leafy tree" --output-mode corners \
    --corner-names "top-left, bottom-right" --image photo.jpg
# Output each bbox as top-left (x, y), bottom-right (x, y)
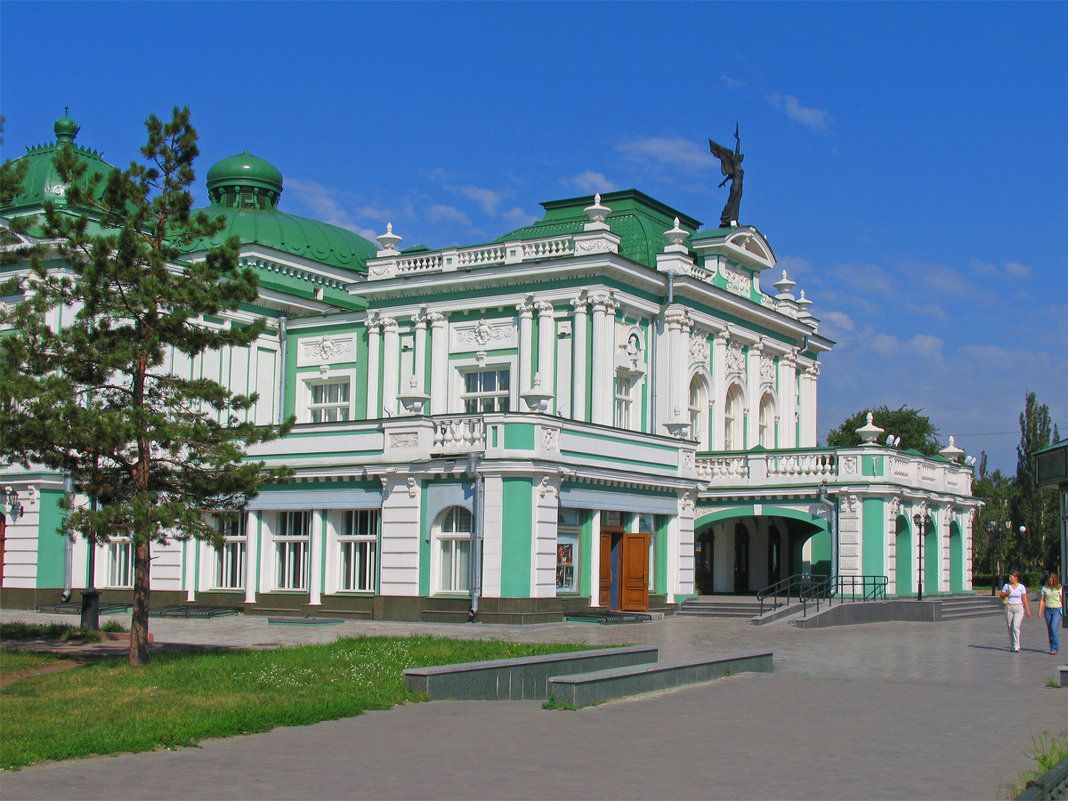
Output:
top-left (0, 107), bottom-right (290, 666)
top-left (971, 453), bottom-right (1020, 584)
top-left (825, 405), bottom-right (942, 456)
top-left (1011, 392), bottom-right (1060, 571)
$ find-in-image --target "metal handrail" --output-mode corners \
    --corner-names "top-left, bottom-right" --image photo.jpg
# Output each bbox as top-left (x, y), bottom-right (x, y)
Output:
top-left (756, 573), bottom-right (829, 615)
top-left (800, 574), bottom-right (888, 616)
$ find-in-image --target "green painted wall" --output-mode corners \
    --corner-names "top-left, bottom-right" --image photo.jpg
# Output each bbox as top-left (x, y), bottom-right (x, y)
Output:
top-left (862, 456), bottom-right (884, 477)
top-left (924, 518), bottom-right (938, 594)
top-left (862, 498), bottom-right (884, 575)
top-left (35, 489), bottom-right (68, 588)
top-left (949, 520), bottom-right (964, 593)
top-left (418, 486), bottom-right (430, 597)
top-left (503, 423), bottom-right (535, 450)
top-left (655, 514), bottom-right (668, 592)
top-left (500, 478), bottom-right (533, 597)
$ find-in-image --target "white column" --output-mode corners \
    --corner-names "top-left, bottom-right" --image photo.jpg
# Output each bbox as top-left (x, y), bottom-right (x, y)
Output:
top-left (747, 341), bottom-right (764, 447)
top-left (308, 508), bottom-right (324, 606)
top-left (711, 330), bottom-right (729, 449)
top-left (517, 297), bottom-right (535, 393)
top-left (533, 475), bottom-right (561, 598)
top-left (245, 510), bottom-right (260, 605)
top-left (536, 301), bottom-right (555, 401)
top-left (429, 312), bottom-right (448, 415)
top-left (412, 308), bottom-right (428, 391)
top-left (590, 293), bottom-right (617, 425)
top-left (365, 315), bottom-right (382, 418)
top-left (800, 362), bottom-right (819, 447)
top-left (571, 294), bottom-right (589, 422)
top-left (381, 316), bottom-right (400, 417)
top-left (779, 351), bottom-right (798, 449)
top-left (664, 307), bottom-right (690, 426)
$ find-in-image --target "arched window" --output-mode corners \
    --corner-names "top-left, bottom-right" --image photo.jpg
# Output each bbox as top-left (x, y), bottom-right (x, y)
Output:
top-left (724, 385), bottom-right (744, 450)
top-left (435, 506), bottom-right (474, 594)
top-left (688, 376), bottom-right (709, 450)
top-left (758, 394), bottom-right (776, 448)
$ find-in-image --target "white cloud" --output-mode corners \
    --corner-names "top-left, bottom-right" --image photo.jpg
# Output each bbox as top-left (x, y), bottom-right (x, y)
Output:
top-left (445, 184), bottom-right (507, 216)
top-left (501, 207), bottom-right (538, 228)
top-left (284, 177), bottom-right (379, 239)
top-left (870, 332), bottom-right (944, 360)
top-left (721, 75), bottom-right (748, 90)
top-left (616, 137), bottom-right (712, 170)
top-left (1003, 261), bottom-right (1033, 279)
top-left (562, 171), bottom-right (615, 194)
top-left (767, 93), bottom-right (833, 132)
top-left (425, 204), bottom-right (470, 226)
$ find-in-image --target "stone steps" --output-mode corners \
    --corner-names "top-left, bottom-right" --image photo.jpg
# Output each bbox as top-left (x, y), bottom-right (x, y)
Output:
top-left (403, 645), bottom-right (773, 706)
top-left (940, 595), bottom-right (1004, 620)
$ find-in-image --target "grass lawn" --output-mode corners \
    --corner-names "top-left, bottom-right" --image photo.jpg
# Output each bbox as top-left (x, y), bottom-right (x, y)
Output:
top-left (1, 635), bottom-right (591, 770)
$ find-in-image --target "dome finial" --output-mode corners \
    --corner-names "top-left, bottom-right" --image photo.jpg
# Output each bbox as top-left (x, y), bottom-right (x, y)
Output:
top-left (54, 110), bottom-right (80, 145)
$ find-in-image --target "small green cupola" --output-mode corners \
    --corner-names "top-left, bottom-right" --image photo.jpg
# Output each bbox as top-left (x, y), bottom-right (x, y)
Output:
top-left (206, 151), bottom-right (284, 210)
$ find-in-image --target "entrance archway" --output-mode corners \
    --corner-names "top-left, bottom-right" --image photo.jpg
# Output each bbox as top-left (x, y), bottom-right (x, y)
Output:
top-left (694, 507), bottom-right (829, 594)
top-left (949, 520), bottom-right (964, 593)
top-left (894, 515), bottom-right (911, 597)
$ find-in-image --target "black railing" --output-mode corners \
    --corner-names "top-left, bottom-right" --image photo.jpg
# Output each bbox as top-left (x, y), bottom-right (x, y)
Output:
top-left (800, 574), bottom-right (888, 616)
top-left (756, 573), bottom-right (829, 615)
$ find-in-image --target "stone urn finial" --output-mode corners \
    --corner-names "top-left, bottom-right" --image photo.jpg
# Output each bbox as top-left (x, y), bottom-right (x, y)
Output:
top-left (377, 222), bottom-right (402, 253)
top-left (856, 412), bottom-right (884, 446)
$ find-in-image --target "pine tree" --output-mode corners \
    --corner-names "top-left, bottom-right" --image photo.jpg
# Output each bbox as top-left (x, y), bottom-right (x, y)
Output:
top-left (0, 107), bottom-right (290, 665)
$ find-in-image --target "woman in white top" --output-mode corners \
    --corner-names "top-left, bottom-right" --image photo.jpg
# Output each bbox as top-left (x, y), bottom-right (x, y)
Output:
top-left (999, 570), bottom-right (1031, 652)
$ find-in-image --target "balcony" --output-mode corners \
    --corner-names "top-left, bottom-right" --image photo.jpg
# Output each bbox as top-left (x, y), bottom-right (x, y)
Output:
top-left (695, 446), bottom-right (973, 496)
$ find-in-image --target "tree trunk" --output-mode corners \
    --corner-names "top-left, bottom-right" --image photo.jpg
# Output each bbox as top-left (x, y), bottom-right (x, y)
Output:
top-left (129, 539), bottom-right (151, 666)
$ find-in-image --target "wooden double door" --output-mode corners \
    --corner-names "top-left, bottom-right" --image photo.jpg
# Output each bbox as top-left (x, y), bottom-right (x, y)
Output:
top-left (599, 526), bottom-right (649, 611)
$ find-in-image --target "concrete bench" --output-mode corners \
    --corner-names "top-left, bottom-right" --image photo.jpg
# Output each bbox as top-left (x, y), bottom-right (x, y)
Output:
top-left (547, 651), bottom-right (774, 708)
top-left (403, 645), bottom-right (659, 700)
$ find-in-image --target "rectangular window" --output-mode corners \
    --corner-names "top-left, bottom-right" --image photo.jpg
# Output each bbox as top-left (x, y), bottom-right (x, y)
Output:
top-left (462, 368), bottom-right (510, 413)
top-left (275, 511), bottom-right (311, 590)
top-left (556, 531), bottom-right (578, 593)
top-left (614, 374), bottom-right (635, 430)
top-left (308, 379), bottom-right (351, 423)
top-left (338, 509), bottom-right (378, 592)
top-left (212, 513), bottom-right (246, 590)
top-left (439, 539), bottom-right (471, 592)
top-left (106, 539), bottom-right (134, 588)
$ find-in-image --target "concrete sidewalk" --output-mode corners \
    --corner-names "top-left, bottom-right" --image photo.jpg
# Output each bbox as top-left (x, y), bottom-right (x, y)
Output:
top-left (2, 608), bottom-right (1065, 800)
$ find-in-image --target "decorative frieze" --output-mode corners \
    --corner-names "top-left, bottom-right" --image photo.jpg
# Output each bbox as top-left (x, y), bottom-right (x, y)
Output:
top-left (722, 262), bottom-right (752, 297)
top-left (451, 318), bottom-right (516, 352)
top-left (689, 334), bottom-right (711, 365)
top-left (298, 335), bottom-right (356, 366)
top-left (726, 341), bottom-right (746, 376)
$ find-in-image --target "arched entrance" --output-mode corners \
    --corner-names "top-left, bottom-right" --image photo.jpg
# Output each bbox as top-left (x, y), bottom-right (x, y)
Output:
top-left (894, 515), bottom-right (911, 597)
top-left (694, 507), bottom-right (829, 594)
top-left (923, 515), bottom-right (938, 595)
top-left (949, 520), bottom-right (964, 593)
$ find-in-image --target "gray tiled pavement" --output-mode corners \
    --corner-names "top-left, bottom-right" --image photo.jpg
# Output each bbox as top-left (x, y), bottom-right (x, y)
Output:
top-left (2, 607), bottom-right (1066, 800)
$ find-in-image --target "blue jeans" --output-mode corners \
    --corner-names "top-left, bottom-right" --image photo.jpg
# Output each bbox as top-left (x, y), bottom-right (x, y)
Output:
top-left (1045, 608), bottom-right (1063, 653)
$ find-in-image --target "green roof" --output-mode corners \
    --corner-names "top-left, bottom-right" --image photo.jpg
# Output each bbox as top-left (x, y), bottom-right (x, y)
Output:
top-left (0, 115), bottom-right (116, 216)
top-left (184, 151), bottom-right (377, 274)
top-left (491, 189), bottom-right (702, 270)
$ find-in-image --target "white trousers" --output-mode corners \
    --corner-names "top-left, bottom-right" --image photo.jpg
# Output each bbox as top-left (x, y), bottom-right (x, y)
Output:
top-left (1005, 603), bottom-right (1024, 651)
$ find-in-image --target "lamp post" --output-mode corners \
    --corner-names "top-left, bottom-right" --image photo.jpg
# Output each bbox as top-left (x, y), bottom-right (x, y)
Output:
top-left (913, 513), bottom-right (925, 601)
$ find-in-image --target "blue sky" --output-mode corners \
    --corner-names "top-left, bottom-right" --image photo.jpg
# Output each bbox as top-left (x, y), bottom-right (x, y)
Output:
top-left (2, 1), bottom-right (1064, 474)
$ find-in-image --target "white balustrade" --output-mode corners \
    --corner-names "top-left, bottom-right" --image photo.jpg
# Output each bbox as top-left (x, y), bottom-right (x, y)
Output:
top-left (432, 417), bottom-right (486, 454)
top-left (396, 253), bottom-right (444, 274)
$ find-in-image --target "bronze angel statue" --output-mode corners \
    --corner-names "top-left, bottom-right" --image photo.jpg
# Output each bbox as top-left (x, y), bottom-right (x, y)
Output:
top-left (709, 124), bottom-right (744, 227)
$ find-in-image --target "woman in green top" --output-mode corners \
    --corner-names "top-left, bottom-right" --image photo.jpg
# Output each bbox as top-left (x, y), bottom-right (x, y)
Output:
top-left (1038, 572), bottom-right (1063, 655)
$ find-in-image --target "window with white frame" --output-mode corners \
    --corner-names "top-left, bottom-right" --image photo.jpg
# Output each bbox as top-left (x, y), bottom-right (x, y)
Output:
top-left (614, 373), bottom-right (637, 430)
top-left (556, 529), bottom-right (579, 593)
top-left (435, 506), bottom-right (473, 593)
top-left (758, 394), bottom-right (776, 449)
top-left (212, 512), bottom-right (246, 590)
top-left (106, 538), bottom-right (134, 588)
top-left (306, 377), bottom-right (351, 423)
top-left (338, 509), bottom-right (378, 592)
top-left (274, 511), bottom-right (311, 590)
top-left (462, 368), bottom-right (510, 412)
top-left (689, 376), bottom-right (709, 449)
top-left (725, 385), bottom-right (744, 450)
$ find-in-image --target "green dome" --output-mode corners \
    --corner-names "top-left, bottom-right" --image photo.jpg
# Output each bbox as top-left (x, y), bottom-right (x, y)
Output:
top-left (0, 115), bottom-right (115, 215)
top-left (186, 150), bottom-right (376, 273)
top-left (206, 151), bottom-right (284, 208)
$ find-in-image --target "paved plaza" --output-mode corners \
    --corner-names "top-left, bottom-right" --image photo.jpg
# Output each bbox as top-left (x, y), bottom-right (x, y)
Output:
top-left (2, 607), bottom-right (1065, 800)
